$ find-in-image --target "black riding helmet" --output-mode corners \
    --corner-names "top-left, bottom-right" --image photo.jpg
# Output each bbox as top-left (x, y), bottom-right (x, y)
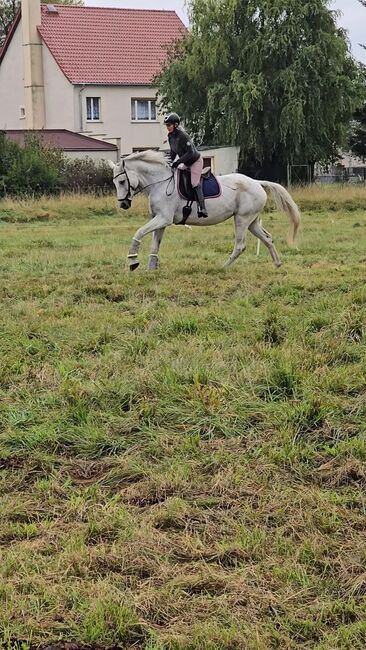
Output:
top-left (164, 112), bottom-right (180, 126)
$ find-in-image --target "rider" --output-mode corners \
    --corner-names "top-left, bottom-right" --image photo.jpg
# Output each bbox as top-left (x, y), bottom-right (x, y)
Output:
top-left (164, 112), bottom-right (208, 218)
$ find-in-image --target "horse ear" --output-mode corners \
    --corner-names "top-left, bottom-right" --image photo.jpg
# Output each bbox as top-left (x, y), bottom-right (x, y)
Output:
top-left (107, 159), bottom-right (115, 170)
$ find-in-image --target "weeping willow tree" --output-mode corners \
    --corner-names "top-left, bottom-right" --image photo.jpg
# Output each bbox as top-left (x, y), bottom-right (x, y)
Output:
top-left (157, 0), bottom-right (365, 181)
top-left (349, 0), bottom-right (366, 159)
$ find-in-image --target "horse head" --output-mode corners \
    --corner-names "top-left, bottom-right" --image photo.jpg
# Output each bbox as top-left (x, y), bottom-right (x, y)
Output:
top-left (108, 158), bottom-right (139, 210)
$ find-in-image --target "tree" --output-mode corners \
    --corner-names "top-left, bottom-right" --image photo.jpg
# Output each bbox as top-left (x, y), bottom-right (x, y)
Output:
top-left (0, 0), bottom-right (84, 48)
top-left (357, 0), bottom-right (366, 51)
top-left (350, 105), bottom-right (366, 159)
top-left (349, 0), bottom-right (366, 159)
top-left (0, 0), bottom-right (17, 47)
top-left (157, 0), bottom-right (365, 181)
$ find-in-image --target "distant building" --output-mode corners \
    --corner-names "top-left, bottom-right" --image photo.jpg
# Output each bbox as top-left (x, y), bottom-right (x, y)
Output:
top-left (4, 129), bottom-right (118, 160)
top-left (0, 1), bottom-right (186, 160)
top-left (198, 145), bottom-right (240, 175)
top-left (338, 152), bottom-right (366, 182)
top-left (315, 152), bottom-right (366, 184)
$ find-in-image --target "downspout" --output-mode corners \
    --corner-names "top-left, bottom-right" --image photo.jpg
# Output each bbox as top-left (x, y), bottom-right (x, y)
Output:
top-left (79, 85), bottom-right (86, 132)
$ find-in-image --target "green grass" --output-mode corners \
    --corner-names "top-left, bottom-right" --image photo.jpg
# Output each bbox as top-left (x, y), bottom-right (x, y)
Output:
top-left (0, 186), bottom-right (366, 649)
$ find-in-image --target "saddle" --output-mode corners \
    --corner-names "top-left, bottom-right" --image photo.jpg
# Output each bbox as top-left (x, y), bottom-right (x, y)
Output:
top-left (177, 167), bottom-right (221, 201)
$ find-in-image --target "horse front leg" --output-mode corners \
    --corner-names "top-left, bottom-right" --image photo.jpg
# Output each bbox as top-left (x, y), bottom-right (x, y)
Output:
top-left (147, 227), bottom-right (166, 271)
top-left (128, 215), bottom-right (171, 271)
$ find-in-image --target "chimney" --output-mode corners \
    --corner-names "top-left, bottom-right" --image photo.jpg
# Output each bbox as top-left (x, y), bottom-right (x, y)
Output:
top-left (21, 0), bottom-right (45, 129)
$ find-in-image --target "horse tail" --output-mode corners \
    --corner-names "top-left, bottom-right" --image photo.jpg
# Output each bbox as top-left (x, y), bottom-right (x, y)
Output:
top-left (259, 181), bottom-right (301, 246)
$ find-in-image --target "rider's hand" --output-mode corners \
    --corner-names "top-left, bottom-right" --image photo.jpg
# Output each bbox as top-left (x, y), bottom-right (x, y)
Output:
top-left (171, 160), bottom-right (179, 169)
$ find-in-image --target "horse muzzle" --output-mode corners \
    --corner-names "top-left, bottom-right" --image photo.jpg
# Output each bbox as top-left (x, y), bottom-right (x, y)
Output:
top-left (119, 199), bottom-right (131, 210)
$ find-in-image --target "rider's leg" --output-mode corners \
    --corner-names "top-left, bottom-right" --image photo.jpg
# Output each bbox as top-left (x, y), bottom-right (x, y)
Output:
top-left (190, 157), bottom-right (208, 218)
top-left (194, 185), bottom-right (208, 218)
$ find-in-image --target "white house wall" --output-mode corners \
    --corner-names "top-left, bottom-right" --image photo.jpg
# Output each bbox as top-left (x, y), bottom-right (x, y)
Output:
top-left (42, 45), bottom-right (75, 129)
top-left (75, 85), bottom-right (167, 154)
top-left (200, 147), bottom-right (240, 175)
top-left (0, 21), bottom-right (26, 129)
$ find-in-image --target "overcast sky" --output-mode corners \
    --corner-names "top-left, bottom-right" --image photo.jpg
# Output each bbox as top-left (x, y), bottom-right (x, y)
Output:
top-left (85, 0), bottom-right (366, 64)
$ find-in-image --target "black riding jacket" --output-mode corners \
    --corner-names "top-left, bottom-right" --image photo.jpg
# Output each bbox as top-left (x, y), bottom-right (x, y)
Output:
top-left (168, 127), bottom-right (200, 166)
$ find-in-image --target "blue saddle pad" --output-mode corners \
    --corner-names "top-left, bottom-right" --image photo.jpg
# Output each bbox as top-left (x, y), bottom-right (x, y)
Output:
top-left (178, 170), bottom-right (221, 200)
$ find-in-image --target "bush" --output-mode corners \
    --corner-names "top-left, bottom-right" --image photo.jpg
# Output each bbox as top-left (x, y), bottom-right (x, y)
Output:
top-left (60, 157), bottom-right (114, 194)
top-left (3, 135), bottom-right (61, 196)
top-left (0, 132), bottom-right (20, 195)
top-left (0, 132), bottom-right (113, 197)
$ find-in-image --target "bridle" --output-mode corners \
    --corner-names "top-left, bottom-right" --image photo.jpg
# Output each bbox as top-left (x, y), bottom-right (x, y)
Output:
top-left (113, 159), bottom-right (175, 202)
top-left (113, 160), bottom-right (135, 202)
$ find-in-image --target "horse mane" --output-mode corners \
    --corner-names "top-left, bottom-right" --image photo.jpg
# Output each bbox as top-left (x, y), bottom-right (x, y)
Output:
top-left (124, 149), bottom-right (168, 166)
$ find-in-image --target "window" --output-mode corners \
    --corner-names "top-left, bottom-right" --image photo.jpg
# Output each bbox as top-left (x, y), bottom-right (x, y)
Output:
top-left (19, 106), bottom-right (26, 119)
top-left (86, 97), bottom-right (101, 121)
top-left (131, 99), bottom-right (157, 122)
top-left (203, 156), bottom-right (214, 172)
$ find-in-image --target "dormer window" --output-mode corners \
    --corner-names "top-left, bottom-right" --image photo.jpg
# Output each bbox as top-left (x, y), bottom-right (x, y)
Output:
top-left (86, 97), bottom-right (101, 121)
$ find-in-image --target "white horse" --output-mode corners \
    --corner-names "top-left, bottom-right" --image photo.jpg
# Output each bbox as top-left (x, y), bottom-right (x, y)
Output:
top-left (109, 150), bottom-right (300, 271)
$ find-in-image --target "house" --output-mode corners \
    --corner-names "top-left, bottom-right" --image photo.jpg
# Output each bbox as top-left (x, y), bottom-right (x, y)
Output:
top-left (5, 129), bottom-right (118, 160)
top-left (315, 153), bottom-right (366, 184)
top-left (0, 0), bottom-right (186, 158)
top-left (0, 1), bottom-right (240, 173)
top-left (338, 152), bottom-right (366, 183)
top-left (197, 145), bottom-right (240, 175)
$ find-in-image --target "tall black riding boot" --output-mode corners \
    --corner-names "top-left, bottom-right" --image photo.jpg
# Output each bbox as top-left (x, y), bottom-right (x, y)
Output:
top-left (194, 184), bottom-right (208, 218)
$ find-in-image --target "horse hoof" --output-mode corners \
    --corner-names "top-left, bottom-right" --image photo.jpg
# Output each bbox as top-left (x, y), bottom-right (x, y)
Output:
top-left (129, 262), bottom-right (140, 271)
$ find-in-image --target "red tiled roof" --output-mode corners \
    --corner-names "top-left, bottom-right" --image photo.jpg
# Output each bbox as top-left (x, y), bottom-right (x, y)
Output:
top-left (5, 130), bottom-right (117, 151)
top-left (37, 5), bottom-right (186, 85)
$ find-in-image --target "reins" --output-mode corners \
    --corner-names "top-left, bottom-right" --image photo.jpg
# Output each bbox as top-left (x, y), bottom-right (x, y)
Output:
top-left (135, 173), bottom-right (175, 197)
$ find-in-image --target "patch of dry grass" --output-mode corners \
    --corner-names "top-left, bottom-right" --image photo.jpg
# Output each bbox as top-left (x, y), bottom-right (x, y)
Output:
top-left (291, 183), bottom-right (366, 212)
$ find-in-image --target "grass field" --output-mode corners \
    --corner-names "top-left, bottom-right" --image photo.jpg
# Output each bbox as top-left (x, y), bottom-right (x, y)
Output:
top-left (0, 185), bottom-right (365, 649)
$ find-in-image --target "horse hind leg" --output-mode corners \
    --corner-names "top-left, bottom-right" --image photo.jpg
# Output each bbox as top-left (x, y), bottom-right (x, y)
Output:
top-left (249, 218), bottom-right (282, 267)
top-left (223, 215), bottom-right (248, 267)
